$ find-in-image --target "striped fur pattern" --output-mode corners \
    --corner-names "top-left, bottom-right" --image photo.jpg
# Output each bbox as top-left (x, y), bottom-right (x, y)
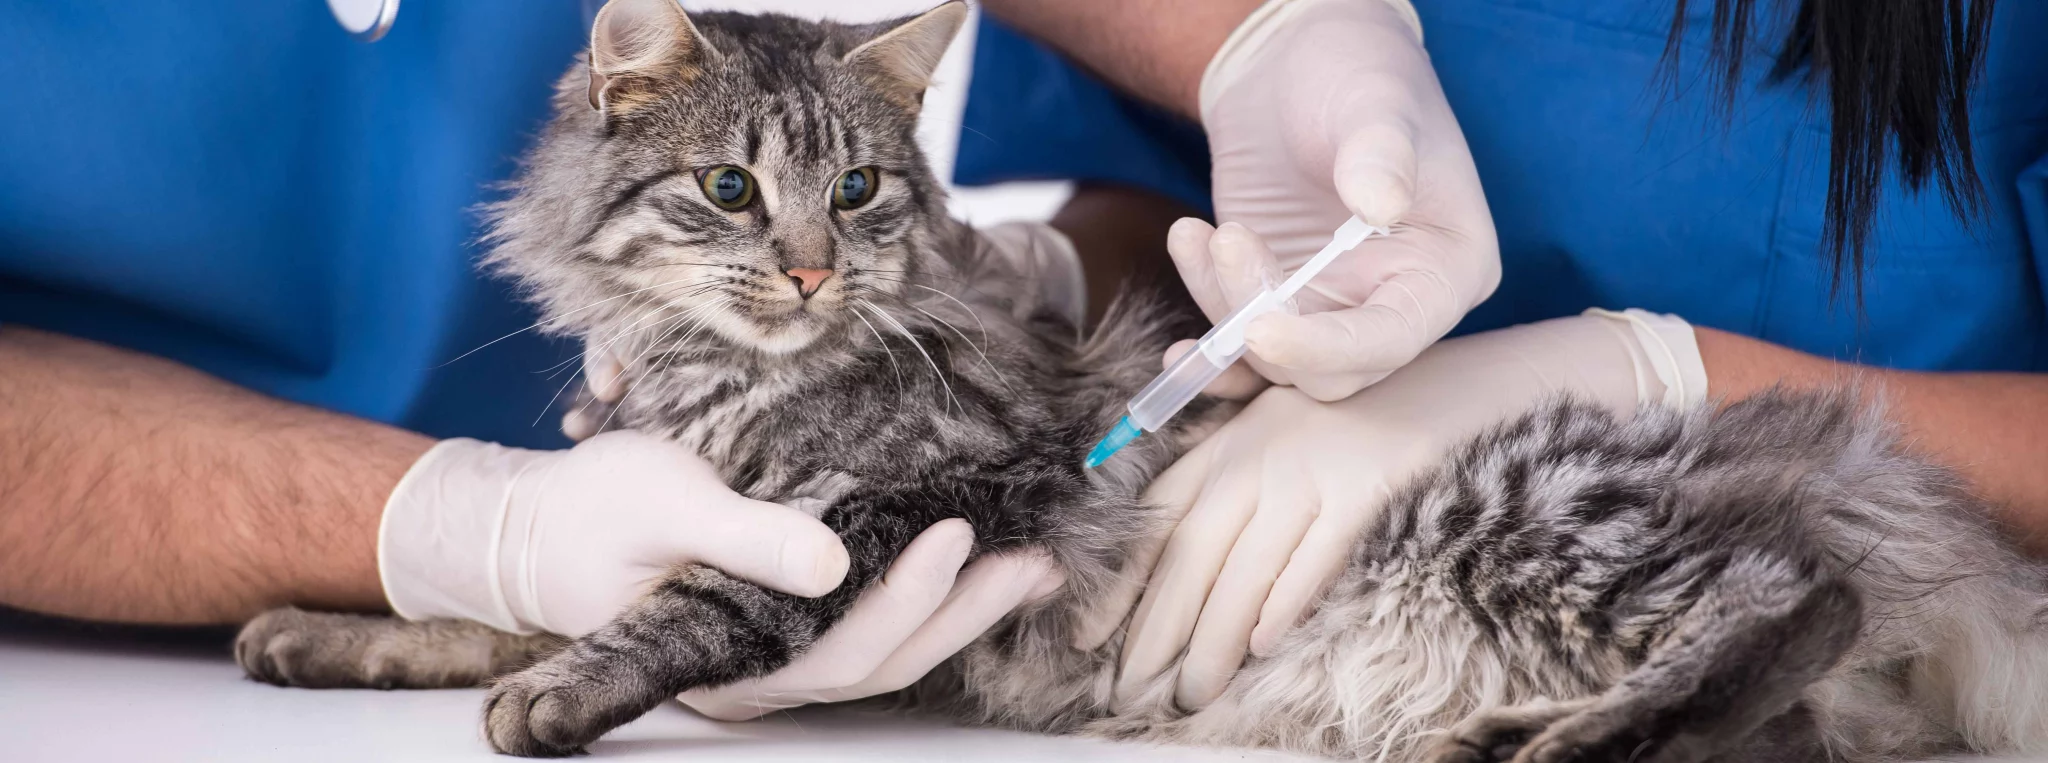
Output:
top-left (234, 4), bottom-right (2048, 761)
top-left (1071, 393), bottom-right (2048, 763)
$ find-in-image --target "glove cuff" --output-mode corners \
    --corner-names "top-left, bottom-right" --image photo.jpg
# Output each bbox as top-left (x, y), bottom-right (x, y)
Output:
top-left (378, 437), bottom-right (551, 633)
top-left (1583, 308), bottom-right (1708, 409)
top-left (1199, 0), bottom-right (1424, 125)
top-left (980, 220), bottom-right (1086, 330)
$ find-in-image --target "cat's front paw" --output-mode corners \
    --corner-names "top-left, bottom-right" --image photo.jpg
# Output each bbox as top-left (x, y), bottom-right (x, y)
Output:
top-left (236, 607), bottom-right (373, 689)
top-left (1427, 698), bottom-right (1596, 763)
top-left (484, 661), bottom-right (647, 758)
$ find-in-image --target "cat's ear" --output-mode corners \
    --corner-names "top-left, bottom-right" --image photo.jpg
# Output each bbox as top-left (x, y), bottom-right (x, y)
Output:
top-left (841, 1), bottom-right (969, 110)
top-left (587, 0), bottom-right (717, 114)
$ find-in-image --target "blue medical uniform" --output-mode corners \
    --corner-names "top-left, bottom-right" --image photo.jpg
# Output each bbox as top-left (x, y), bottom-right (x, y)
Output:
top-left (1, 2), bottom-right (588, 448)
top-left (957, 1), bottom-right (2048, 373)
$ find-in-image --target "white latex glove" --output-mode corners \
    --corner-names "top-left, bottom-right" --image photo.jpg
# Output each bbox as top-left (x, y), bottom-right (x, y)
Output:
top-left (1086, 309), bottom-right (1706, 711)
top-left (1193, 0), bottom-right (1501, 401)
top-left (681, 523), bottom-right (1064, 720)
top-left (383, 433), bottom-right (1060, 714)
top-left (379, 430), bottom-right (852, 636)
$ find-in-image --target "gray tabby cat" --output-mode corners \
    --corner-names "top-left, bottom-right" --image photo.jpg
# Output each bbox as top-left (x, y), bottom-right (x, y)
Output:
top-left (234, 1), bottom-right (2048, 761)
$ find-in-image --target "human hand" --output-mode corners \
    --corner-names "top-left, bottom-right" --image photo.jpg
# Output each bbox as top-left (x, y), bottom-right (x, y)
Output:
top-left (681, 519), bottom-right (1064, 720)
top-left (562, 341), bottom-right (628, 442)
top-left (1189, 0), bottom-right (1500, 401)
top-left (379, 430), bottom-right (853, 636)
top-left (1083, 310), bottom-right (1706, 710)
top-left (521, 436), bottom-right (1060, 719)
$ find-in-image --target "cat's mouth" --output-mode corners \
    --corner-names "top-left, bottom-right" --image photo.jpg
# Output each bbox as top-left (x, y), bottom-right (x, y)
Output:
top-left (673, 268), bottom-right (896, 356)
top-left (715, 289), bottom-right (847, 355)
top-left (760, 284), bottom-right (841, 320)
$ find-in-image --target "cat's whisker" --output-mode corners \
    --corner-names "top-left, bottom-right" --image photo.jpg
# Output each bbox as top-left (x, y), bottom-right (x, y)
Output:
top-left (598, 297), bottom-right (728, 434)
top-left (862, 287), bottom-right (1015, 395)
top-left (856, 268), bottom-right (974, 287)
top-left (530, 302), bottom-right (714, 427)
top-left (850, 303), bottom-right (906, 396)
top-left (528, 284), bottom-right (725, 400)
top-left (855, 270), bottom-right (1004, 318)
top-left (531, 370), bottom-right (585, 429)
top-left (850, 268), bottom-right (988, 295)
top-left (571, 288), bottom-right (722, 375)
top-left (912, 284), bottom-right (992, 346)
top-left (528, 280), bottom-right (726, 378)
top-left (438, 276), bottom-right (708, 368)
top-left (537, 353), bottom-right (585, 381)
top-left (610, 297), bottom-right (733, 419)
top-left (858, 298), bottom-right (958, 415)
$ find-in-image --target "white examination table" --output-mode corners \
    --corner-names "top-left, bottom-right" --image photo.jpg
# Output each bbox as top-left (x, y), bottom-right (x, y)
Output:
top-left (4, 613), bottom-right (2036, 763)
top-left (0, 613), bottom-right (1307, 762)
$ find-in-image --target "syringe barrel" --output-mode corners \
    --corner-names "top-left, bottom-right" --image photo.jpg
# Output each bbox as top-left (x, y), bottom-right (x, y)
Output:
top-left (1126, 336), bottom-right (1245, 432)
top-left (1116, 217), bottom-right (1380, 440)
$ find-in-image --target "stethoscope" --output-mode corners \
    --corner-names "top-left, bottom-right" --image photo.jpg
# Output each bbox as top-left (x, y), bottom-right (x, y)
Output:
top-left (325, 0), bottom-right (400, 42)
top-left (326, 0), bottom-right (610, 42)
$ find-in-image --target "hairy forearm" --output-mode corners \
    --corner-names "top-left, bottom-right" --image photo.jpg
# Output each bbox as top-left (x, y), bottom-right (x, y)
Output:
top-left (0, 327), bottom-right (430, 624)
top-left (981, 0), bottom-right (1261, 118)
top-left (1696, 327), bottom-right (2048, 550)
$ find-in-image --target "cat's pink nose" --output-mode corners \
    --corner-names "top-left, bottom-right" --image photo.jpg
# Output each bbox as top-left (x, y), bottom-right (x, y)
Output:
top-left (785, 268), bottom-right (832, 298)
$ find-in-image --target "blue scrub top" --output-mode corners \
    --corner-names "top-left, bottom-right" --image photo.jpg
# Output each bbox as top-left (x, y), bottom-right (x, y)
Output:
top-left (958, 1), bottom-right (2048, 373)
top-left (1, 2), bottom-right (586, 448)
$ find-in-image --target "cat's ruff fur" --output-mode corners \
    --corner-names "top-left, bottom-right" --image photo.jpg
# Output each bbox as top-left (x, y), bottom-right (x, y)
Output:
top-left (235, 3), bottom-right (2048, 761)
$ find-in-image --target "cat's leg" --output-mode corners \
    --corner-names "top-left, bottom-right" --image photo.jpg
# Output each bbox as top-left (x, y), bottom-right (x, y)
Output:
top-left (481, 565), bottom-right (839, 757)
top-left (478, 483), bottom-right (1034, 757)
top-left (1434, 701), bottom-right (1831, 763)
top-left (236, 607), bottom-right (564, 689)
top-left (1426, 553), bottom-right (1862, 763)
top-left (1700, 704), bottom-right (1831, 763)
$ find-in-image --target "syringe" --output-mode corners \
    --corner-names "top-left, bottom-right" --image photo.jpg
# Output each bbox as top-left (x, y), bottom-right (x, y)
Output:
top-left (1084, 216), bottom-right (1384, 469)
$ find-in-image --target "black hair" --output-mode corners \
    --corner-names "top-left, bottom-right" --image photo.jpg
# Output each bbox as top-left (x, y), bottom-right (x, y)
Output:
top-left (1664, 0), bottom-right (1997, 295)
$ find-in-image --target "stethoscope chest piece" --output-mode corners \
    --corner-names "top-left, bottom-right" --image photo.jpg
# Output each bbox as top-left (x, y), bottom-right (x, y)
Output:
top-left (327, 0), bottom-right (400, 42)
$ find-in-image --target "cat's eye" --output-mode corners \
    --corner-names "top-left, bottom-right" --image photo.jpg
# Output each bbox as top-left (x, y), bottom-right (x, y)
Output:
top-left (699, 166), bottom-right (755, 210)
top-left (832, 167), bottom-right (878, 210)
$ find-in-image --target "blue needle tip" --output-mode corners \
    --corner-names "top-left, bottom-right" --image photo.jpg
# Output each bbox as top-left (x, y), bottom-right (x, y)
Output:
top-left (1085, 416), bottom-right (1144, 469)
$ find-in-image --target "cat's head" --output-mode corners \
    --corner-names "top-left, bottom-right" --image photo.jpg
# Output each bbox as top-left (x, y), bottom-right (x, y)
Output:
top-left (488, 0), bottom-right (968, 356)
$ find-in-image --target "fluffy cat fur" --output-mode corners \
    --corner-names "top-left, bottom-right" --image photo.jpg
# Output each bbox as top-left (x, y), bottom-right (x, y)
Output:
top-left (236, 2), bottom-right (2048, 761)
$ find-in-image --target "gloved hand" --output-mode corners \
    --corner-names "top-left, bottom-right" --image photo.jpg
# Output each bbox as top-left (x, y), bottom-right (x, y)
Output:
top-left (379, 430), bottom-right (851, 636)
top-left (1191, 0), bottom-right (1500, 401)
top-left (380, 434), bottom-right (1058, 677)
top-left (681, 522), bottom-right (1063, 720)
top-left (1083, 309), bottom-right (1706, 710)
